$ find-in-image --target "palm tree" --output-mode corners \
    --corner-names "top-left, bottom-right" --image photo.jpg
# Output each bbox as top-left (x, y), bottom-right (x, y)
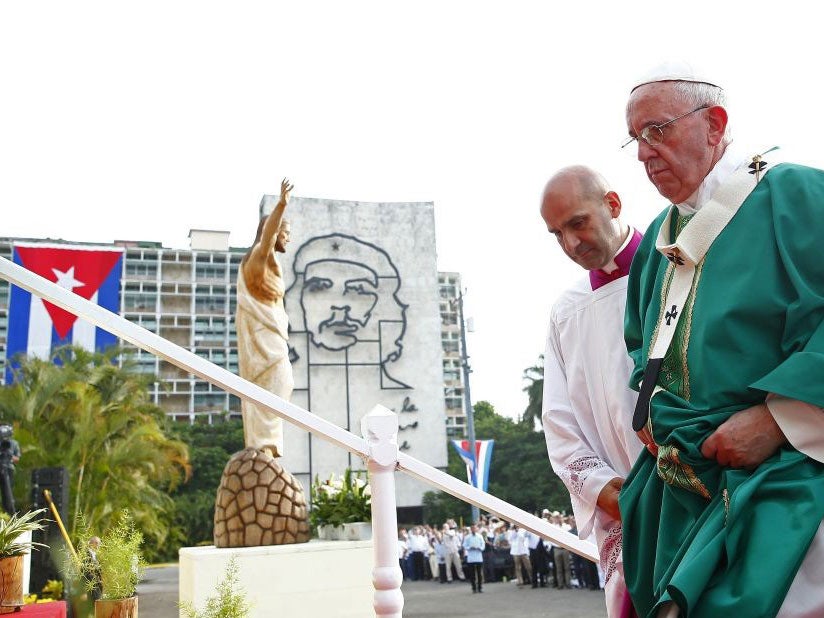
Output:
top-left (521, 355), bottom-right (544, 428)
top-left (0, 346), bottom-right (190, 551)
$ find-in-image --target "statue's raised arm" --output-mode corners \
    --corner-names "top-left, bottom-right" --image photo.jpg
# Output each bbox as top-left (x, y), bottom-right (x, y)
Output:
top-left (257, 178), bottom-right (293, 256)
top-left (243, 178), bottom-right (293, 303)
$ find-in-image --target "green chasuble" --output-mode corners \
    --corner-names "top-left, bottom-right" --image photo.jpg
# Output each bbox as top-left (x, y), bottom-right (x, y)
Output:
top-left (620, 163), bottom-right (824, 618)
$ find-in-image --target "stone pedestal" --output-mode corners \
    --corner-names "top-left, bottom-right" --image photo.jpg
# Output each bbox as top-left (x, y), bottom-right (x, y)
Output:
top-left (179, 540), bottom-right (373, 618)
top-left (214, 448), bottom-right (310, 547)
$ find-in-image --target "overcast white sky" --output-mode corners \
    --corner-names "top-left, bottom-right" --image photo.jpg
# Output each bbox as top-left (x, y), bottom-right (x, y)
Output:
top-left (3, 1), bottom-right (822, 420)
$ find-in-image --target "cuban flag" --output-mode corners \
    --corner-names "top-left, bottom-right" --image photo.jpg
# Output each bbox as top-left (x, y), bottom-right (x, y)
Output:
top-left (5, 242), bottom-right (123, 382)
top-left (451, 439), bottom-right (494, 493)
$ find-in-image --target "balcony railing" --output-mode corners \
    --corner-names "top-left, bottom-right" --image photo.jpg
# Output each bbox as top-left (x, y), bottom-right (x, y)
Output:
top-left (0, 256), bottom-right (597, 618)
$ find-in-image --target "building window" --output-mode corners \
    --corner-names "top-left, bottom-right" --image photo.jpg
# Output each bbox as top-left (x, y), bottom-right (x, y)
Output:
top-left (445, 396), bottom-right (463, 410)
top-left (125, 262), bottom-right (157, 279)
top-left (194, 393), bottom-right (226, 411)
top-left (194, 318), bottom-right (226, 343)
top-left (195, 295), bottom-right (226, 313)
top-left (441, 332), bottom-right (460, 353)
top-left (228, 395), bottom-right (241, 413)
top-left (440, 284), bottom-right (457, 299)
top-left (443, 369), bottom-right (460, 382)
top-left (123, 292), bottom-right (157, 311)
top-left (135, 316), bottom-right (157, 332)
top-left (136, 356), bottom-right (156, 374)
top-left (195, 264), bottom-right (227, 281)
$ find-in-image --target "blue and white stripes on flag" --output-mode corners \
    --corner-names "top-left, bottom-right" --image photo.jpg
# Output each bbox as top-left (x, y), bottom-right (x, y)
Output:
top-left (451, 439), bottom-right (494, 493)
top-left (5, 242), bottom-right (123, 382)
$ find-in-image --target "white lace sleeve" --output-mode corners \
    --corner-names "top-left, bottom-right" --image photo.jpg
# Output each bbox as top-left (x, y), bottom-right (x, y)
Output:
top-left (558, 455), bottom-right (610, 499)
top-left (543, 314), bottom-right (619, 538)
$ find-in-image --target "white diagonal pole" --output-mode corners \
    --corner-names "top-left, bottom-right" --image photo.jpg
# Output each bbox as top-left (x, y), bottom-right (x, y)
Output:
top-left (0, 256), bottom-right (597, 561)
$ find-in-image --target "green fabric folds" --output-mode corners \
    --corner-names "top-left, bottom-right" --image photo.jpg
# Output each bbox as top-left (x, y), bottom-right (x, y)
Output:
top-left (621, 164), bottom-right (824, 617)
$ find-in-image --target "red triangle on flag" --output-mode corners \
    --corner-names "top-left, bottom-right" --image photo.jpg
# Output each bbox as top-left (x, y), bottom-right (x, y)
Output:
top-left (15, 246), bottom-right (122, 339)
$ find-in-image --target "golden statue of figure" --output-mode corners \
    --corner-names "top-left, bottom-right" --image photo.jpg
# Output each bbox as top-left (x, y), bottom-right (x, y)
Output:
top-left (215, 180), bottom-right (309, 548)
top-left (236, 178), bottom-right (294, 458)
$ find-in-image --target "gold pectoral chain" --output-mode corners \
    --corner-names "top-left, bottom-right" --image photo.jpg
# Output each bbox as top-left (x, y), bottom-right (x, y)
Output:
top-left (656, 444), bottom-right (711, 500)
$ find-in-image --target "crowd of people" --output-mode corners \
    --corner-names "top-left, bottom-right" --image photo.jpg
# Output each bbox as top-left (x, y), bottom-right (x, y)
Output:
top-left (397, 511), bottom-right (602, 594)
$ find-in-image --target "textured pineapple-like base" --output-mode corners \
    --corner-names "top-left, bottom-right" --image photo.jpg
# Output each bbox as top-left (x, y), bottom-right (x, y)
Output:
top-left (214, 448), bottom-right (311, 547)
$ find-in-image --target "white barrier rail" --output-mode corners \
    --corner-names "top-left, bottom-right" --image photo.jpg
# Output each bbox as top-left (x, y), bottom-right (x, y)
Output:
top-left (0, 256), bottom-right (598, 617)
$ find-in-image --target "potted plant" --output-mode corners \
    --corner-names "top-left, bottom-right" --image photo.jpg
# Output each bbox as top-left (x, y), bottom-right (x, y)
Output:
top-left (84, 511), bottom-right (145, 618)
top-left (0, 509), bottom-right (47, 614)
top-left (310, 469), bottom-right (372, 541)
top-left (179, 556), bottom-right (251, 618)
top-left (310, 474), bottom-right (344, 539)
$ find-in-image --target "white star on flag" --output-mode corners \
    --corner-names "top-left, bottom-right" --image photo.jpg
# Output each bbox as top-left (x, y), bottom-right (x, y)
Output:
top-left (51, 266), bottom-right (85, 292)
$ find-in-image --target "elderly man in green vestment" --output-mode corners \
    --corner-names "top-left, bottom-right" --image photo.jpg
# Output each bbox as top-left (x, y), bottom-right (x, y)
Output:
top-left (619, 61), bottom-right (824, 617)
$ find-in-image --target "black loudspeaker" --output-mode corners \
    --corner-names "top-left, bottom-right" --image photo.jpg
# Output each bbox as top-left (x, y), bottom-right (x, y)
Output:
top-left (30, 467), bottom-right (70, 596)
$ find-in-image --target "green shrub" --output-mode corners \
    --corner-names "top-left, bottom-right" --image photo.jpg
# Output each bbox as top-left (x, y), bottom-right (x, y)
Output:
top-left (180, 557), bottom-right (251, 618)
top-left (309, 468), bottom-right (371, 529)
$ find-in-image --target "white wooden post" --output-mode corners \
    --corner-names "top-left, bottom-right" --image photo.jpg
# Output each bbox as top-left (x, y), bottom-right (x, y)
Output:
top-left (362, 405), bottom-right (404, 618)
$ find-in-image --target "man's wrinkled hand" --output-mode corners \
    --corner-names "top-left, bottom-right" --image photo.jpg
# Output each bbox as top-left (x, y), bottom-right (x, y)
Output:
top-left (597, 477), bottom-right (624, 522)
top-left (700, 403), bottom-right (787, 469)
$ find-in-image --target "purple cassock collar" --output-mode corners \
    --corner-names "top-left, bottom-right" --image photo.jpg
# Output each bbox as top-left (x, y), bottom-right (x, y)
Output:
top-left (589, 229), bottom-right (643, 291)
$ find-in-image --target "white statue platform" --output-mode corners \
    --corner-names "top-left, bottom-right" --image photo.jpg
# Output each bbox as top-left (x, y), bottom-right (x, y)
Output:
top-left (179, 540), bottom-right (374, 617)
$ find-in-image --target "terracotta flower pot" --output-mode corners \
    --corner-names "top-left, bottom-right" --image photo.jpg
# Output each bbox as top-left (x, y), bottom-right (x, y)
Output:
top-left (0, 555), bottom-right (23, 614)
top-left (95, 595), bottom-right (138, 618)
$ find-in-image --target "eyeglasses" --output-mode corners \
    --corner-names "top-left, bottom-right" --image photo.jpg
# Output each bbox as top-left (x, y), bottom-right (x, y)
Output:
top-left (621, 105), bottom-right (709, 149)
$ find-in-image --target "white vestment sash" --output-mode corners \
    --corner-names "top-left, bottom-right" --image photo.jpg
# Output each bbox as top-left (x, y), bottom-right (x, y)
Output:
top-left (632, 149), bottom-right (780, 431)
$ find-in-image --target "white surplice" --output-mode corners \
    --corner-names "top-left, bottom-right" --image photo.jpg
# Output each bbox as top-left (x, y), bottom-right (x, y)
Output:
top-left (542, 274), bottom-right (642, 617)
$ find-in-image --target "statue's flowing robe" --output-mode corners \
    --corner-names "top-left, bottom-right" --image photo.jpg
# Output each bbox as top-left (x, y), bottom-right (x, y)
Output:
top-left (236, 265), bottom-right (293, 456)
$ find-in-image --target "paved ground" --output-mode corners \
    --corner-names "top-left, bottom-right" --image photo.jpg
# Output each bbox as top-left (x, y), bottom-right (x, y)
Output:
top-left (139, 565), bottom-right (607, 617)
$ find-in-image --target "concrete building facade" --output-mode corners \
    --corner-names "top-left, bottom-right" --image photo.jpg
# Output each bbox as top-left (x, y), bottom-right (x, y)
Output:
top-left (438, 271), bottom-right (469, 438)
top-left (266, 196), bottom-right (447, 507)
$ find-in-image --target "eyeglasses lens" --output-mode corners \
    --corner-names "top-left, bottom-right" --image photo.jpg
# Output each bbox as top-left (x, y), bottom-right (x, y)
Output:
top-left (641, 125), bottom-right (664, 146)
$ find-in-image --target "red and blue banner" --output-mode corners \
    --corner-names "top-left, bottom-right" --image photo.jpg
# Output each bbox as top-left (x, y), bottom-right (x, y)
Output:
top-left (451, 439), bottom-right (494, 493)
top-left (5, 243), bottom-right (123, 382)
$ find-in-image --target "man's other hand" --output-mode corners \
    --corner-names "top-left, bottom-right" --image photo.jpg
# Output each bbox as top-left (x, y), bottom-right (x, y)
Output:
top-left (597, 477), bottom-right (624, 522)
top-left (701, 403), bottom-right (787, 469)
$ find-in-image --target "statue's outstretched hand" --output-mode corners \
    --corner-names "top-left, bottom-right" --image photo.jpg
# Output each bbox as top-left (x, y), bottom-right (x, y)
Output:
top-left (280, 178), bottom-right (294, 202)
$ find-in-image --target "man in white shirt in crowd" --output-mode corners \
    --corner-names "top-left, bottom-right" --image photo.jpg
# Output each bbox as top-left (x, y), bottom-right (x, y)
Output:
top-left (407, 526), bottom-right (429, 581)
top-left (508, 524), bottom-right (533, 587)
top-left (440, 524), bottom-right (466, 583)
top-left (463, 524), bottom-right (486, 593)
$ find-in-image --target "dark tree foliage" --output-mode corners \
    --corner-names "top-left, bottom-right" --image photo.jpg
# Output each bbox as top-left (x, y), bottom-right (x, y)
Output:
top-left (421, 445), bottom-right (471, 525)
top-left (421, 400), bottom-right (571, 525)
top-left (155, 419), bottom-right (245, 561)
top-left (0, 345), bottom-right (190, 564)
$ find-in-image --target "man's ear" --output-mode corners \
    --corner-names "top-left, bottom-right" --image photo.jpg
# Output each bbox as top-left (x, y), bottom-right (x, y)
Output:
top-left (605, 191), bottom-right (622, 219)
top-left (706, 106), bottom-right (728, 146)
